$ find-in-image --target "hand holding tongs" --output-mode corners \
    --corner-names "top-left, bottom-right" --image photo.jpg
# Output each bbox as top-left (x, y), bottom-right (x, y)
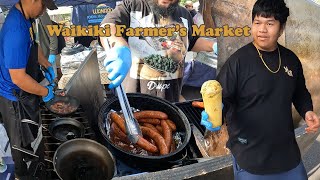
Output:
top-left (115, 85), bottom-right (142, 144)
top-left (103, 38), bottom-right (142, 144)
top-left (41, 66), bottom-right (58, 90)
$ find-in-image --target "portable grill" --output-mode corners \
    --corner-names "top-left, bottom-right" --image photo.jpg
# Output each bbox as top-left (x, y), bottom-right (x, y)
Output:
top-left (40, 105), bottom-right (95, 179)
top-left (174, 99), bottom-right (205, 135)
top-left (38, 102), bottom-right (204, 179)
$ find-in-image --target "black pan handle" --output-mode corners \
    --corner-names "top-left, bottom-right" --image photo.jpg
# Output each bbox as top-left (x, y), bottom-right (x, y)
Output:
top-left (40, 65), bottom-right (49, 73)
top-left (21, 119), bottom-right (49, 131)
top-left (12, 145), bottom-right (52, 163)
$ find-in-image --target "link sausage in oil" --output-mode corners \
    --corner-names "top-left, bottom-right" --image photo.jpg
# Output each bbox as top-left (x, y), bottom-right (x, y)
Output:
top-left (141, 126), bottom-right (169, 155)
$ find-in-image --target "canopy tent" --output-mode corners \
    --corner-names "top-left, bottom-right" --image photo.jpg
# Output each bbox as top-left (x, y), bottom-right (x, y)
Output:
top-left (0, 0), bottom-right (118, 7)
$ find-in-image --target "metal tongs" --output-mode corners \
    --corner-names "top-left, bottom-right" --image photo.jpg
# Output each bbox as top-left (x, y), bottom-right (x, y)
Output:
top-left (103, 38), bottom-right (142, 143)
top-left (115, 85), bottom-right (142, 144)
top-left (41, 66), bottom-right (58, 92)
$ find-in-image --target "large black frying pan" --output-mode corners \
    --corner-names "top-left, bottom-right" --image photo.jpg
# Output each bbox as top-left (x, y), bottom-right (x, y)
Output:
top-left (13, 139), bottom-right (115, 180)
top-left (49, 118), bottom-right (85, 142)
top-left (45, 95), bottom-right (80, 116)
top-left (54, 139), bottom-right (115, 180)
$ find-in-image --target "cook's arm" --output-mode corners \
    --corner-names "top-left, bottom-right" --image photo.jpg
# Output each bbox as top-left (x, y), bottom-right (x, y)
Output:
top-left (191, 38), bottom-right (215, 52)
top-left (100, 0), bottom-right (131, 49)
top-left (99, 23), bottom-right (131, 89)
top-left (100, 23), bottom-right (128, 49)
top-left (10, 69), bottom-right (48, 97)
top-left (38, 46), bottom-right (51, 68)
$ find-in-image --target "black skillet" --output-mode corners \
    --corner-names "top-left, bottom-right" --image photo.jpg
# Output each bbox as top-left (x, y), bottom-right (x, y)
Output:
top-left (54, 138), bottom-right (115, 180)
top-left (41, 66), bottom-right (80, 116)
top-left (45, 95), bottom-right (80, 116)
top-left (48, 118), bottom-right (85, 142)
top-left (21, 118), bottom-right (85, 142)
top-left (13, 139), bottom-right (115, 180)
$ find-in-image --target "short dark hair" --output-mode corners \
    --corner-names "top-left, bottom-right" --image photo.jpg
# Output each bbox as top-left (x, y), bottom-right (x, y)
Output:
top-left (252, 0), bottom-right (290, 27)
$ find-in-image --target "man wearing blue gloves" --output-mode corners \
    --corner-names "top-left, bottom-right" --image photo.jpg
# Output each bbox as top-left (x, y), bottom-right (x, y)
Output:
top-left (100, 0), bottom-right (217, 102)
top-left (202, 0), bottom-right (319, 179)
top-left (0, 0), bottom-right (57, 178)
top-left (103, 45), bottom-right (132, 89)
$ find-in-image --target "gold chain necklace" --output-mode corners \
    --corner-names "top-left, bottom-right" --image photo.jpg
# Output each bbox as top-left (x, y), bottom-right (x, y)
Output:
top-left (253, 43), bottom-right (281, 73)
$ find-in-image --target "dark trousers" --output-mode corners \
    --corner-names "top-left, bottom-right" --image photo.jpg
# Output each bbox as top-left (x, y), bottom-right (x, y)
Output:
top-left (0, 96), bottom-right (37, 178)
top-left (232, 156), bottom-right (308, 180)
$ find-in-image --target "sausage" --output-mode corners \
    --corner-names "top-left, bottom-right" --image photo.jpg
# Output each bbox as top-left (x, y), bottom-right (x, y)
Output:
top-left (192, 101), bottom-right (204, 109)
top-left (136, 136), bottom-right (158, 153)
top-left (141, 126), bottom-right (169, 155)
top-left (110, 112), bottom-right (126, 133)
top-left (111, 123), bottom-right (129, 144)
top-left (166, 120), bottom-right (177, 132)
top-left (134, 111), bottom-right (168, 120)
top-left (111, 112), bottom-right (159, 154)
top-left (138, 118), bottom-right (161, 125)
top-left (161, 120), bottom-right (172, 152)
top-left (143, 123), bottom-right (161, 134)
top-left (156, 125), bottom-right (163, 134)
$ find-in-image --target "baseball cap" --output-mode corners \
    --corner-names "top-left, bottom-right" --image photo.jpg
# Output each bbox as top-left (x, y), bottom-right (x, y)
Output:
top-left (43, 0), bottom-right (58, 10)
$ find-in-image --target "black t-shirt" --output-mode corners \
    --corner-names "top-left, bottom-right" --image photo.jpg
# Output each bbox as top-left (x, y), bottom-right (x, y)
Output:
top-left (189, 9), bottom-right (197, 18)
top-left (217, 42), bottom-right (313, 174)
top-left (101, 0), bottom-right (199, 102)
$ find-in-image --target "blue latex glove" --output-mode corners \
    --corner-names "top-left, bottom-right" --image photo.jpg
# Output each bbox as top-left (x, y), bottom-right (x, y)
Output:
top-left (213, 42), bottom-right (218, 56)
top-left (200, 103), bottom-right (224, 132)
top-left (42, 84), bottom-right (55, 102)
top-left (48, 54), bottom-right (56, 64)
top-left (44, 66), bottom-right (56, 84)
top-left (104, 46), bottom-right (132, 89)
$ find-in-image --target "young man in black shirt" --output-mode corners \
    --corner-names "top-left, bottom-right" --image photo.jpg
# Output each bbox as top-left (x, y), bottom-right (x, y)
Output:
top-left (201, 0), bottom-right (319, 179)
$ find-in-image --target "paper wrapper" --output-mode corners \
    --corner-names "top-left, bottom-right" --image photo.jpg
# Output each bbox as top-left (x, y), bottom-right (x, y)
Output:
top-left (200, 80), bottom-right (222, 128)
top-left (204, 124), bottom-right (230, 157)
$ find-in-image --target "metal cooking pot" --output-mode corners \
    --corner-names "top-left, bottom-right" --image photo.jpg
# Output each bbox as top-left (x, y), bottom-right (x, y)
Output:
top-left (54, 139), bottom-right (115, 180)
top-left (97, 93), bottom-right (191, 170)
top-left (45, 95), bottom-right (80, 116)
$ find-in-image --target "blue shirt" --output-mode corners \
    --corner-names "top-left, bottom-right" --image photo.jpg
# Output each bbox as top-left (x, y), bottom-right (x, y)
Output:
top-left (0, 6), bottom-right (32, 101)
